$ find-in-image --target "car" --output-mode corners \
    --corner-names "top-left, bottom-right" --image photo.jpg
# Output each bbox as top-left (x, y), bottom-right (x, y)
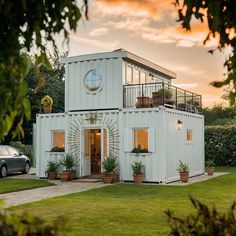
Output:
top-left (0, 145), bottom-right (31, 178)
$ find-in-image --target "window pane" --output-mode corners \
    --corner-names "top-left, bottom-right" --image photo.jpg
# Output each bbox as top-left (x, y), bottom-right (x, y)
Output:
top-left (7, 147), bottom-right (18, 155)
top-left (187, 130), bottom-right (193, 141)
top-left (126, 66), bottom-right (132, 84)
top-left (0, 146), bottom-right (9, 156)
top-left (134, 129), bottom-right (148, 150)
top-left (140, 71), bottom-right (146, 84)
top-left (84, 69), bottom-right (103, 92)
top-left (53, 131), bottom-right (65, 148)
top-left (133, 69), bottom-right (140, 84)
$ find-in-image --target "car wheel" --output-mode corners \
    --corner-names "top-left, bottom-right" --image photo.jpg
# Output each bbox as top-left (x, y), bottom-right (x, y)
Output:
top-left (0, 165), bottom-right (7, 178)
top-left (23, 162), bottom-right (30, 174)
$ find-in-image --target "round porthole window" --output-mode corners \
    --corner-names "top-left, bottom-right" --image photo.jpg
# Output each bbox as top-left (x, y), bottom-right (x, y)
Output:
top-left (83, 69), bottom-right (103, 93)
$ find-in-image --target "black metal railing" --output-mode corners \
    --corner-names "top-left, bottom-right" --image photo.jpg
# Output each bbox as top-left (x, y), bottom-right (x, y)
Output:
top-left (123, 82), bottom-right (202, 113)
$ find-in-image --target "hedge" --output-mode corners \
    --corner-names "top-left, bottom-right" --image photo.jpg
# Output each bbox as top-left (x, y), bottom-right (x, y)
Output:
top-left (205, 125), bottom-right (236, 166)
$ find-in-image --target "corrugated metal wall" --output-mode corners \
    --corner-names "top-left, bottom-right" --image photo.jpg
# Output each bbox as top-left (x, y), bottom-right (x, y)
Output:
top-left (121, 108), bottom-right (204, 183)
top-left (121, 108), bottom-right (162, 182)
top-left (35, 113), bottom-right (66, 178)
top-left (162, 109), bottom-right (204, 182)
top-left (65, 58), bottom-right (123, 111)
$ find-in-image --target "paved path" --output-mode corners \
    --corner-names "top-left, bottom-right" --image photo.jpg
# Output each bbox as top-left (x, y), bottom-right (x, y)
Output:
top-left (0, 181), bottom-right (107, 208)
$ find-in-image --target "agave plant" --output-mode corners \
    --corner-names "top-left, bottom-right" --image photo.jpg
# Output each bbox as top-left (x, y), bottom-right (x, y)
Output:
top-left (59, 153), bottom-right (78, 171)
top-left (102, 156), bottom-right (117, 176)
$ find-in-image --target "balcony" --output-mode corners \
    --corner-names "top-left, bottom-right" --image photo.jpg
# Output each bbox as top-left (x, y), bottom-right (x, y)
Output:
top-left (123, 82), bottom-right (202, 113)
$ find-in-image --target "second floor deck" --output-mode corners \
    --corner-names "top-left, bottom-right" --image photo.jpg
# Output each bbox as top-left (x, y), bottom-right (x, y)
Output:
top-left (123, 82), bottom-right (202, 113)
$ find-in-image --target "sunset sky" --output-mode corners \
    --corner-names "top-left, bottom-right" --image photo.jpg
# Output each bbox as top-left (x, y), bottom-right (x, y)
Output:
top-left (59, 0), bottom-right (228, 107)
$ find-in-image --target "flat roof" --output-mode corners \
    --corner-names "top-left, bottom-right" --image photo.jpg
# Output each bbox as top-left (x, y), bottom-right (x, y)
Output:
top-left (61, 49), bottom-right (176, 79)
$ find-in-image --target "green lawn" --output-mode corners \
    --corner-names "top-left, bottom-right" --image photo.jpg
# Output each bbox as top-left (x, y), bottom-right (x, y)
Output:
top-left (12, 168), bottom-right (236, 236)
top-left (0, 178), bottom-right (54, 194)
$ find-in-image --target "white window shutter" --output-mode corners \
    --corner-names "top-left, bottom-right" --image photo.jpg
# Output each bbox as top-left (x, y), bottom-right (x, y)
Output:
top-left (124, 128), bottom-right (133, 152)
top-left (148, 128), bottom-right (155, 152)
top-left (47, 131), bottom-right (52, 150)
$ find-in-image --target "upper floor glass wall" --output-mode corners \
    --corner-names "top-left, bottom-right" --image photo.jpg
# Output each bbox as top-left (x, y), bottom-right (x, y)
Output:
top-left (125, 62), bottom-right (171, 85)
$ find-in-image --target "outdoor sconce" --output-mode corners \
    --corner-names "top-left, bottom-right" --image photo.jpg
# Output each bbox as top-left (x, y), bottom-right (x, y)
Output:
top-left (177, 120), bottom-right (183, 130)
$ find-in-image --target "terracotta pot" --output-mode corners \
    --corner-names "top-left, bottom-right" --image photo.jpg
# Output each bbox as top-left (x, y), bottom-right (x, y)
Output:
top-left (133, 173), bottom-right (144, 184)
top-left (179, 172), bottom-right (189, 183)
top-left (59, 171), bottom-right (71, 181)
top-left (136, 97), bottom-right (151, 108)
top-left (112, 172), bottom-right (119, 183)
top-left (47, 172), bottom-right (57, 180)
top-left (102, 175), bottom-right (113, 184)
top-left (69, 170), bottom-right (76, 180)
top-left (43, 105), bottom-right (52, 113)
top-left (207, 167), bottom-right (214, 176)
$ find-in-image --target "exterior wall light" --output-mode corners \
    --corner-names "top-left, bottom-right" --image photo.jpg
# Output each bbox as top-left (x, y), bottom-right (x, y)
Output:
top-left (177, 120), bottom-right (183, 130)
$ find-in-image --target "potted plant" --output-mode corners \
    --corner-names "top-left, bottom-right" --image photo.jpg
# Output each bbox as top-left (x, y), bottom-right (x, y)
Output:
top-left (131, 161), bottom-right (145, 184)
top-left (102, 156), bottom-right (117, 184)
top-left (177, 160), bottom-right (190, 183)
top-left (152, 88), bottom-right (172, 106)
top-left (136, 96), bottom-right (151, 108)
top-left (205, 160), bottom-right (215, 175)
top-left (59, 153), bottom-right (78, 181)
top-left (45, 160), bottom-right (60, 180)
top-left (41, 95), bottom-right (53, 113)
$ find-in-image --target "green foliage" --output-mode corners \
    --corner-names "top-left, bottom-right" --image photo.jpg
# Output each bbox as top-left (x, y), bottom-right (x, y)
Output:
top-left (9, 141), bottom-right (33, 164)
top-left (0, 1), bottom-right (88, 141)
top-left (166, 197), bottom-right (236, 235)
top-left (0, 206), bottom-right (65, 235)
top-left (132, 148), bottom-right (148, 153)
top-left (205, 159), bottom-right (215, 167)
top-left (175, 0), bottom-right (236, 104)
top-left (200, 105), bottom-right (236, 125)
top-left (131, 161), bottom-right (145, 175)
top-left (152, 88), bottom-right (172, 99)
top-left (41, 95), bottom-right (53, 107)
top-left (46, 160), bottom-right (60, 173)
top-left (51, 147), bottom-right (65, 152)
top-left (205, 125), bottom-right (236, 166)
top-left (102, 156), bottom-right (118, 175)
top-left (59, 153), bottom-right (79, 171)
top-left (177, 160), bottom-right (189, 173)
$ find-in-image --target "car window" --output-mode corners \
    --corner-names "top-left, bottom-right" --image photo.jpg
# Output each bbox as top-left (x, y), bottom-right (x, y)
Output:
top-left (6, 147), bottom-right (19, 156)
top-left (0, 146), bottom-right (9, 156)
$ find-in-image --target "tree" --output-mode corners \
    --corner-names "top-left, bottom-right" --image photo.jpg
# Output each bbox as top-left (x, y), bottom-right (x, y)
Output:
top-left (175, 0), bottom-right (236, 104)
top-left (0, 0), bottom-right (88, 141)
top-left (23, 61), bottom-right (65, 144)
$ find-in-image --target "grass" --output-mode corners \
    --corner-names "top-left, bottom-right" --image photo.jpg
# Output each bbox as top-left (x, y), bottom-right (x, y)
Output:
top-left (0, 178), bottom-right (54, 194)
top-left (11, 167), bottom-right (236, 236)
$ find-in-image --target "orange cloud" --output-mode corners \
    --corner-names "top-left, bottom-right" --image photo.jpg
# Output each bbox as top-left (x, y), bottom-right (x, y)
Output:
top-left (95, 0), bottom-right (175, 21)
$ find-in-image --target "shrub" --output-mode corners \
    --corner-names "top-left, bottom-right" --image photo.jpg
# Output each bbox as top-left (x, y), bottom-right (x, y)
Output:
top-left (131, 161), bottom-right (145, 175)
top-left (166, 197), bottom-right (236, 235)
top-left (41, 95), bottom-right (53, 107)
top-left (205, 125), bottom-right (236, 166)
top-left (102, 156), bottom-right (117, 176)
top-left (0, 205), bottom-right (65, 235)
top-left (59, 153), bottom-right (79, 171)
top-left (9, 141), bottom-right (33, 164)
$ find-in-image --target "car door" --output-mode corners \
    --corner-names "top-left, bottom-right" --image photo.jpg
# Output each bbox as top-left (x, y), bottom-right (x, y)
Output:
top-left (0, 146), bottom-right (14, 171)
top-left (6, 146), bottom-right (25, 171)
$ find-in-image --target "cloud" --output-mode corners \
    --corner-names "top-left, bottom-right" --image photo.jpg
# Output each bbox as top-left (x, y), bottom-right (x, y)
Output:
top-left (95, 0), bottom-right (175, 21)
top-left (93, 0), bottom-right (219, 48)
top-left (89, 27), bottom-right (109, 37)
top-left (69, 35), bottom-right (119, 50)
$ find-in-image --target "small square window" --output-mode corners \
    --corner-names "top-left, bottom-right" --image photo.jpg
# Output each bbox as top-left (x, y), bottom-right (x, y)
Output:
top-left (187, 129), bottom-right (193, 141)
top-left (52, 131), bottom-right (65, 151)
top-left (133, 128), bottom-right (148, 152)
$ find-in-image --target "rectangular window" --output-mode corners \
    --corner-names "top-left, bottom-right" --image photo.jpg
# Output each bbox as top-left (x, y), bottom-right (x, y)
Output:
top-left (52, 131), bottom-right (65, 150)
top-left (133, 128), bottom-right (148, 151)
top-left (140, 71), bottom-right (146, 84)
top-left (133, 69), bottom-right (140, 84)
top-left (126, 66), bottom-right (132, 84)
top-left (187, 129), bottom-right (193, 141)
